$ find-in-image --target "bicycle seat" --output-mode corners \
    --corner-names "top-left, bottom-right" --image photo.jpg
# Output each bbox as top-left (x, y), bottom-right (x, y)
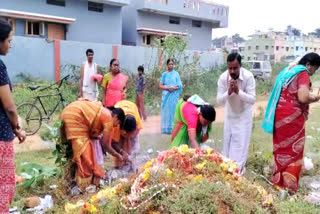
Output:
top-left (28, 85), bottom-right (40, 91)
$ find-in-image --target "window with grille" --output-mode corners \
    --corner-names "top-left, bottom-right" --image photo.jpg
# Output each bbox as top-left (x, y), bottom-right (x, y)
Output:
top-left (142, 35), bottom-right (151, 45)
top-left (47, 0), bottom-right (65, 7)
top-left (192, 20), bottom-right (201, 28)
top-left (25, 21), bottom-right (45, 36)
top-left (169, 16), bottom-right (180, 25)
top-left (88, 2), bottom-right (103, 12)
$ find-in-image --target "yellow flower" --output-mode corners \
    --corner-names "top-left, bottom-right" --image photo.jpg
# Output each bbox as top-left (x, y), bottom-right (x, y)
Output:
top-left (225, 174), bottom-right (231, 180)
top-left (257, 186), bottom-right (267, 196)
top-left (90, 195), bottom-right (97, 203)
top-left (143, 161), bottom-right (153, 169)
top-left (83, 202), bottom-right (98, 213)
top-left (178, 144), bottom-right (189, 154)
top-left (194, 174), bottom-right (203, 181)
top-left (229, 162), bottom-right (237, 170)
top-left (166, 169), bottom-right (173, 175)
top-left (274, 185), bottom-right (282, 191)
top-left (263, 194), bottom-right (273, 206)
top-left (196, 161), bottom-right (207, 170)
top-left (143, 169), bottom-right (151, 181)
top-left (220, 162), bottom-right (228, 171)
top-left (206, 149), bottom-right (212, 155)
top-left (90, 204), bottom-right (97, 213)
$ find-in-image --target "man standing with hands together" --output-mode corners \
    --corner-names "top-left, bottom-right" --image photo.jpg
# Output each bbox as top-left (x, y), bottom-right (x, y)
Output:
top-left (216, 53), bottom-right (256, 174)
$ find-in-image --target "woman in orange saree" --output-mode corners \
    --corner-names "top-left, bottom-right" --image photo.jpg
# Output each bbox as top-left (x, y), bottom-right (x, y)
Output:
top-left (102, 59), bottom-right (128, 107)
top-left (61, 100), bottom-right (125, 190)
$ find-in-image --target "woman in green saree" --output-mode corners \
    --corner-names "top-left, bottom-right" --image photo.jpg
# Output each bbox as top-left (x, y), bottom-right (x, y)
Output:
top-left (170, 95), bottom-right (216, 149)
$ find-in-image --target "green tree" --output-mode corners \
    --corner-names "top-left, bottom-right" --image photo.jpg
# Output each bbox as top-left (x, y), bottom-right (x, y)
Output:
top-left (231, 33), bottom-right (245, 44)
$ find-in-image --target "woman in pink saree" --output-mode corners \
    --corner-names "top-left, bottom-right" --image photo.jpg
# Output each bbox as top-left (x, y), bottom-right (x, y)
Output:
top-left (102, 59), bottom-right (128, 107)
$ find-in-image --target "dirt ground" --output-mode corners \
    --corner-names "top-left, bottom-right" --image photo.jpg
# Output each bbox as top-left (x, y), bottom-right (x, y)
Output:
top-left (14, 135), bottom-right (55, 153)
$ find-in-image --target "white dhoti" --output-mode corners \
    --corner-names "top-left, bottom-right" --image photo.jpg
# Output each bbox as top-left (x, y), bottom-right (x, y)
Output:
top-left (83, 92), bottom-right (98, 101)
top-left (222, 111), bottom-right (252, 171)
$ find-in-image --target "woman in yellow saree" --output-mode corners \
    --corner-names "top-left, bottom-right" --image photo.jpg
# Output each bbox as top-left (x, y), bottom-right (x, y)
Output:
top-left (61, 100), bottom-right (125, 190)
top-left (112, 100), bottom-right (143, 171)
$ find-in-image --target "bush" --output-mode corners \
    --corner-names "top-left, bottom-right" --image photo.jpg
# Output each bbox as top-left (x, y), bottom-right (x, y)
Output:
top-left (156, 181), bottom-right (219, 214)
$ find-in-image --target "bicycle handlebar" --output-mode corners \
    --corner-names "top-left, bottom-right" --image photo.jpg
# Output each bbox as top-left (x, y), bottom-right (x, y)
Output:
top-left (58, 75), bottom-right (70, 88)
top-left (39, 75), bottom-right (70, 92)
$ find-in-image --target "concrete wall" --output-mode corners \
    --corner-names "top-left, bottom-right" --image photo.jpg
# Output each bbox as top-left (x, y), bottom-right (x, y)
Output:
top-left (60, 40), bottom-right (113, 67)
top-left (274, 39), bottom-right (286, 62)
top-left (1, 36), bottom-right (55, 81)
top-left (136, 11), bottom-right (212, 51)
top-left (2, 0), bottom-right (123, 44)
top-left (198, 50), bottom-right (224, 68)
top-left (117, 45), bottom-right (159, 72)
top-left (242, 35), bottom-right (274, 61)
top-left (2, 36), bottom-right (223, 83)
top-left (294, 39), bottom-right (305, 58)
top-left (122, 3), bottom-right (138, 45)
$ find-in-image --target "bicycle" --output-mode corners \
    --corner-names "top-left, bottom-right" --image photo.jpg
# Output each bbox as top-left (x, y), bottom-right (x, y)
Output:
top-left (17, 75), bottom-right (70, 136)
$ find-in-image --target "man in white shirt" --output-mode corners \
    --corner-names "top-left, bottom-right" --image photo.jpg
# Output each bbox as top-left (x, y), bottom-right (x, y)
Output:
top-left (78, 49), bottom-right (99, 101)
top-left (216, 53), bottom-right (256, 173)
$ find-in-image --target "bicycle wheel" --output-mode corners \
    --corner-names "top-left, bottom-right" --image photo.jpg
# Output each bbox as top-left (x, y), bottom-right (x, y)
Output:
top-left (17, 102), bottom-right (42, 136)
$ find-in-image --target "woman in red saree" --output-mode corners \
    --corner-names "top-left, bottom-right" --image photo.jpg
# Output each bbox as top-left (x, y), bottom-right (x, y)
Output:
top-left (271, 53), bottom-right (320, 193)
top-left (102, 59), bottom-right (128, 107)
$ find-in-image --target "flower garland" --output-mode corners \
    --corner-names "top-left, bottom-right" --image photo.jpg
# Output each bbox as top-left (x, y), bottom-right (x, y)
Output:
top-left (120, 183), bottom-right (177, 211)
top-left (65, 145), bottom-right (273, 213)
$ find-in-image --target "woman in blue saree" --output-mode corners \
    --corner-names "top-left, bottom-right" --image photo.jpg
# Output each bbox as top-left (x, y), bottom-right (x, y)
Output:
top-left (159, 59), bottom-right (182, 134)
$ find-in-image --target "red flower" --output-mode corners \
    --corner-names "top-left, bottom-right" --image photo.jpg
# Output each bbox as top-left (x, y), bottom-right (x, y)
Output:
top-left (158, 155), bottom-right (165, 163)
top-left (209, 155), bottom-right (216, 162)
top-left (216, 157), bottom-right (223, 163)
top-left (182, 160), bottom-right (193, 173)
